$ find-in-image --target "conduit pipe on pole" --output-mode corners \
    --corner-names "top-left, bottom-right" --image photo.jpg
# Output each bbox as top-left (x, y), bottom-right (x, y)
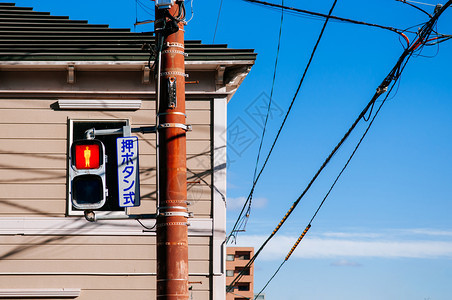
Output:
top-left (155, 2), bottom-right (189, 299)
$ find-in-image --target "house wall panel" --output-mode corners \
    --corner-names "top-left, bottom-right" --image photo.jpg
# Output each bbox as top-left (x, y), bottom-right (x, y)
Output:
top-left (0, 92), bottom-right (214, 299)
top-left (0, 169), bottom-right (66, 184)
top-left (0, 235), bottom-right (209, 246)
top-left (0, 184), bottom-right (66, 198)
top-left (0, 124), bottom-right (67, 138)
top-left (0, 107), bottom-right (210, 125)
top-left (0, 259), bottom-right (209, 274)
top-left (0, 244), bottom-right (209, 260)
top-left (0, 154), bottom-right (65, 169)
top-left (0, 98), bottom-right (210, 110)
top-left (0, 199), bottom-right (65, 215)
top-left (0, 275), bottom-right (158, 290)
top-left (0, 139), bottom-right (208, 155)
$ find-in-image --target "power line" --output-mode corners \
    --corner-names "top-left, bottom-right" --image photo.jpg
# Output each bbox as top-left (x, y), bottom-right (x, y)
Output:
top-left (397, 0), bottom-right (437, 7)
top-left (227, 0), bottom-right (340, 289)
top-left (253, 67), bottom-right (406, 298)
top-left (226, 0), bottom-right (338, 244)
top-left (227, 0), bottom-right (422, 243)
top-left (228, 0), bottom-right (450, 243)
top-left (237, 1), bottom-right (452, 295)
top-left (396, 0), bottom-right (432, 17)
top-left (229, 0), bottom-right (285, 243)
top-left (243, 0), bottom-right (414, 40)
top-left (212, 0), bottom-right (224, 43)
top-left (136, 0), bottom-right (155, 17)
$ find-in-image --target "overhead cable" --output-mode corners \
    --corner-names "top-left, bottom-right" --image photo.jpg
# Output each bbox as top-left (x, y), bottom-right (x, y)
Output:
top-left (396, 0), bottom-right (432, 17)
top-left (226, 0), bottom-right (340, 289)
top-left (244, 0), bottom-right (412, 45)
top-left (226, 0), bottom-right (338, 243)
top-left (241, 1), bottom-right (452, 296)
top-left (212, 0), bottom-right (224, 43)
top-left (253, 64), bottom-right (408, 298)
top-left (228, 0), bottom-right (285, 243)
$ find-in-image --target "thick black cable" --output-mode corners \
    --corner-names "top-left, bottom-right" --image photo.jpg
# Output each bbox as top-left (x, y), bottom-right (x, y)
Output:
top-left (226, 0), bottom-right (418, 243)
top-left (230, 0), bottom-right (285, 242)
top-left (396, 0), bottom-right (432, 17)
top-left (226, 0), bottom-right (339, 289)
top-left (212, 0), bottom-right (224, 43)
top-left (243, 0), bottom-right (412, 38)
top-left (254, 56), bottom-right (411, 298)
top-left (232, 1), bottom-right (452, 294)
top-left (308, 58), bottom-right (409, 226)
top-left (137, 0), bottom-right (155, 17)
top-left (253, 260), bottom-right (285, 299)
top-left (136, 218), bottom-right (156, 230)
top-left (225, 0), bottom-right (337, 244)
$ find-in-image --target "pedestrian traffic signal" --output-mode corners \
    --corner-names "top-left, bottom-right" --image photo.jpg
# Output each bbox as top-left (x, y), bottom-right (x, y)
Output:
top-left (74, 142), bottom-right (101, 169)
top-left (69, 139), bottom-right (107, 210)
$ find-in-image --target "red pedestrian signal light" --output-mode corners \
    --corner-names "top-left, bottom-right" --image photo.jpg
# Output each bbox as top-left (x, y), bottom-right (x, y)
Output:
top-left (74, 143), bottom-right (100, 169)
top-left (69, 139), bottom-right (106, 210)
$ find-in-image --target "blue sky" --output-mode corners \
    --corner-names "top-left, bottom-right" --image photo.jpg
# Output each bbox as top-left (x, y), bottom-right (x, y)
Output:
top-left (5, 0), bottom-right (452, 299)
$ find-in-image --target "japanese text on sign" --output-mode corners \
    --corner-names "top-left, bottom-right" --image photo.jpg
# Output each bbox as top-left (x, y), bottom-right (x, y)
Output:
top-left (116, 137), bottom-right (140, 207)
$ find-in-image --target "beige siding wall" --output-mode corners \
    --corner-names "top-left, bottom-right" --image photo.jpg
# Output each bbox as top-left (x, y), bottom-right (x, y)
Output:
top-left (0, 235), bottom-right (211, 299)
top-left (0, 98), bottom-right (212, 218)
top-left (0, 96), bottom-right (215, 299)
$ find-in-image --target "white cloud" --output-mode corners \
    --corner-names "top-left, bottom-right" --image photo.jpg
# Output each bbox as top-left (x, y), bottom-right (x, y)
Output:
top-left (330, 259), bottom-right (362, 267)
top-left (234, 230), bottom-right (452, 260)
top-left (401, 228), bottom-right (452, 237)
top-left (227, 196), bottom-right (267, 210)
top-left (321, 232), bottom-right (384, 239)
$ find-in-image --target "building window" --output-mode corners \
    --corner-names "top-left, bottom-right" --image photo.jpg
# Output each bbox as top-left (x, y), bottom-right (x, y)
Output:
top-left (67, 119), bottom-right (129, 216)
top-left (236, 251), bottom-right (250, 260)
top-left (237, 283), bottom-right (250, 291)
top-left (226, 254), bottom-right (235, 261)
top-left (235, 267), bottom-right (250, 275)
top-left (226, 270), bottom-right (234, 277)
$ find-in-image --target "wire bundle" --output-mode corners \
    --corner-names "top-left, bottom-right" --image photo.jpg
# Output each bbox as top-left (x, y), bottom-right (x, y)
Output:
top-left (227, 1), bottom-right (452, 298)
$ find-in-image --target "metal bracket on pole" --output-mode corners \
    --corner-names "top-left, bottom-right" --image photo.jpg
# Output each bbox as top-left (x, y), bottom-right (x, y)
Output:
top-left (158, 123), bottom-right (192, 131)
top-left (84, 210), bottom-right (158, 222)
top-left (84, 125), bottom-right (158, 140)
top-left (159, 211), bottom-right (191, 218)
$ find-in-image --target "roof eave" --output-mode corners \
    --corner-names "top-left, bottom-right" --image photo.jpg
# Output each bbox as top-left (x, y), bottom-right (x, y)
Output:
top-left (0, 59), bottom-right (255, 71)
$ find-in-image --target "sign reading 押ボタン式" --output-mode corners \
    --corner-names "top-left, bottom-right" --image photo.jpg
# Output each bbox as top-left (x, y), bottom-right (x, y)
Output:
top-left (116, 136), bottom-right (140, 207)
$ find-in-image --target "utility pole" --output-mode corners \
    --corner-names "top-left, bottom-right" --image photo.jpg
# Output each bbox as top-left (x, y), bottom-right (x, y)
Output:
top-left (154, 1), bottom-right (189, 299)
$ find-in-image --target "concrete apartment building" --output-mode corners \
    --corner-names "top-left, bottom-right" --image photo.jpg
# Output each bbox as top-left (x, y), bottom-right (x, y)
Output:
top-left (226, 247), bottom-right (255, 300)
top-left (0, 2), bottom-right (255, 299)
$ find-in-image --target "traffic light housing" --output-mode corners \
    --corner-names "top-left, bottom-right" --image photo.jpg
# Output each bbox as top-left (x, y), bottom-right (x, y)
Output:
top-left (69, 139), bottom-right (107, 210)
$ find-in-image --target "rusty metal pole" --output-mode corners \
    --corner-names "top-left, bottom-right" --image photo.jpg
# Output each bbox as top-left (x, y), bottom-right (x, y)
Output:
top-left (155, 2), bottom-right (189, 300)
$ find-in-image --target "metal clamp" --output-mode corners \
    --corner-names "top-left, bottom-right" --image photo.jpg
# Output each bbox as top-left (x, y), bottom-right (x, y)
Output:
top-left (161, 71), bottom-right (189, 77)
top-left (158, 206), bottom-right (188, 211)
top-left (166, 42), bottom-right (184, 49)
top-left (162, 49), bottom-right (188, 57)
top-left (157, 112), bottom-right (187, 118)
top-left (159, 211), bottom-right (190, 217)
top-left (158, 123), bottom-right (192, 131)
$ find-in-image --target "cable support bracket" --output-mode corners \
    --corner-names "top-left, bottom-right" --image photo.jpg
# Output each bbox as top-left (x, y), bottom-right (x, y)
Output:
top-left (158, 206), bottom-right (188, 211)
top-left (156, 222), bottom-right (189, 227)
top-left (158, 122), bottom-right (192, 131)
top-left (166, 42), bottom-right (184, 49)
top-left (162, 49), bottom-right (188, 56)
top-left (160, 71), bottom-right (189, 77)
top-left (157, 112), bottom-right (187, 118)
top-left (159, 211), bottom-right (191, 218)
top-left (376, 85), bottom-right (388, 95)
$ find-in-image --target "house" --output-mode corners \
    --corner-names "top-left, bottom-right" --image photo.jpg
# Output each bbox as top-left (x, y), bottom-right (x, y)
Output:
top-left (226, 247), bottom-right (255, 300)
top-left (0, 2), bottom-right (255, 299)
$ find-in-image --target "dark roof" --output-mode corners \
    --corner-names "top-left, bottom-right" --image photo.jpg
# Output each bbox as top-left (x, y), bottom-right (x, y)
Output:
top-left (0, 2), bottom-right (256, 62)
